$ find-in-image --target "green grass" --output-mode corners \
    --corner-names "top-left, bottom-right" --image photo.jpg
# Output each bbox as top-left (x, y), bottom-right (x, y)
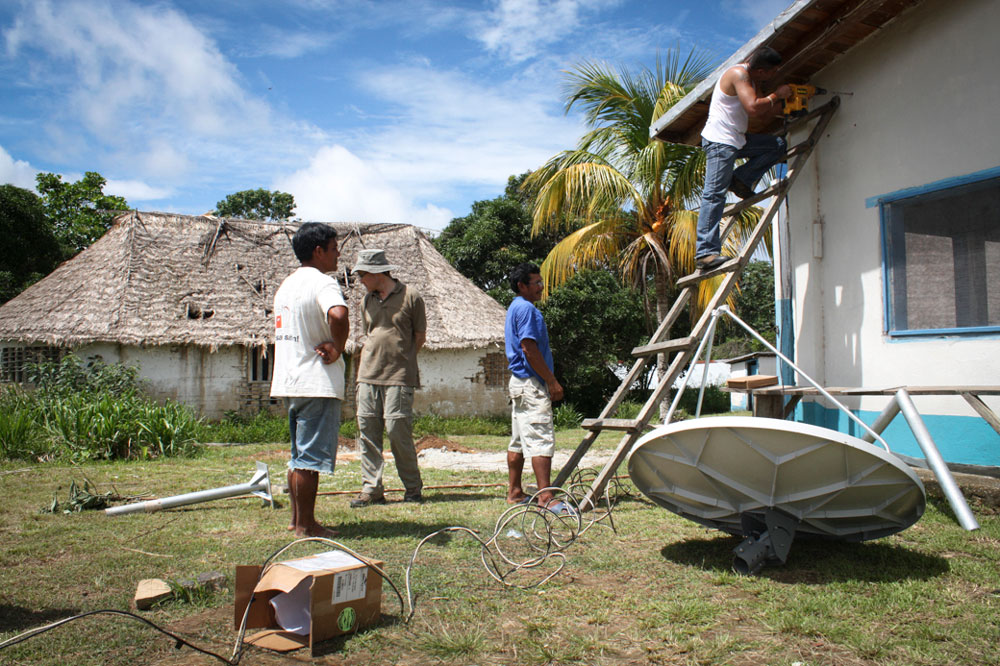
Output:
top-left (0, 431), bottom-right (998, 665)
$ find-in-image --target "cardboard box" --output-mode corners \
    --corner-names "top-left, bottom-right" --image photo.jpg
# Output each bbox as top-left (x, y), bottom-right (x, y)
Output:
top-left (726, 374), bottom-right (779, 390)
top-left (234, 550), bottom-right (383, 654)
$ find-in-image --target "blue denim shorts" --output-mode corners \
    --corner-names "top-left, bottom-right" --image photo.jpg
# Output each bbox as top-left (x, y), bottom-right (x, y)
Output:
top-left (285, 397), bottom-right (341, 474)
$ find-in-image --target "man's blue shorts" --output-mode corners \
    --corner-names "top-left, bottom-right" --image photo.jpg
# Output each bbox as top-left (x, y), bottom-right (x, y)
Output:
top-left (285, 397), bottom-right (341, 474)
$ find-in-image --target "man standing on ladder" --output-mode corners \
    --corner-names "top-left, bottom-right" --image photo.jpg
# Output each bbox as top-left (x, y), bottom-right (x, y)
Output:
top-left (695, 46), bottom-right (792, 271)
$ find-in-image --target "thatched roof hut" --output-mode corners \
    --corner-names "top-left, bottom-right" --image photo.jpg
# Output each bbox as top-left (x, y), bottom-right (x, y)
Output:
top-left (0, 211), bottom-right (506, 354)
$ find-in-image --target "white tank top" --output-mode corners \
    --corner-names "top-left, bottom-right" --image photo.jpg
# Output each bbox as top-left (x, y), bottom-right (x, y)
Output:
top-left (701, 64), bottom-right (748, 149)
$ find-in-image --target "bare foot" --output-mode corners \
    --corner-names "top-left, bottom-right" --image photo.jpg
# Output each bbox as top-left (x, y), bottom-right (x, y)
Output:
top-left (295, 523), bottom-right (339, 538)
top-left (506, 493), bottom-right (530, 504)
top-left (287, 523), bottom-right (295, 532)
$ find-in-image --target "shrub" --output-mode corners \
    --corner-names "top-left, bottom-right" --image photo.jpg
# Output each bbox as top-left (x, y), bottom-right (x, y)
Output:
top-left (198, 410), bottom-right (290, 444)
top-left (553, 402), bottom-right (583, 429)
top-left (0, 387), bottom-right (50, 461)
top-left (2, 355), bottom-right (200, 462)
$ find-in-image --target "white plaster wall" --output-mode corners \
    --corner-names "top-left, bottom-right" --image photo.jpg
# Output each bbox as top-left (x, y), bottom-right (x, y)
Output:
top-left (79, 343), bottom-right (245, 417)
top-left (415, 346), bottom-right (509, 417)
top-left (786, 0), bottom-right (1000, 416)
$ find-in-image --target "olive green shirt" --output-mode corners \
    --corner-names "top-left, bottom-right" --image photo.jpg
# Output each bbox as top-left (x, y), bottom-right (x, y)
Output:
top-left (357, 280), bottom-right (426, 387)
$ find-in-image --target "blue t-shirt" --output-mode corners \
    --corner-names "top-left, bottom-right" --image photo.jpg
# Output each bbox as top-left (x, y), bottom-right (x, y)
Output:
top-left (505, 296), bottom-right (554, 381)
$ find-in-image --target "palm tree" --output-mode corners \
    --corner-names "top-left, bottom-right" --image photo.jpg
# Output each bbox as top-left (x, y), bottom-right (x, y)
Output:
top-left (524, 50), bottom-right (765, 322)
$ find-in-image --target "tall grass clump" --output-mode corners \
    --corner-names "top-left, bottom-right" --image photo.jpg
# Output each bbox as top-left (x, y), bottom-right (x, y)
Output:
top-left (4, 355), bottom-right (202, 461)
top-left (0, 386), bottom-right (50, 460)
top-left (197, 409), bottom-right (290, 444)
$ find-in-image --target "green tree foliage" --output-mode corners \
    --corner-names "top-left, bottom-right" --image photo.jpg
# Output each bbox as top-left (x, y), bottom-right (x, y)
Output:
top-left (0, 185), bottom-right (62, 303)
top-left (36, 171), bottom-right (129, 255)
top-left (734, 260), bottom-right (776, 338)
top-left (214, 188), bottom-right (296, 220)
top-left (523, 50), bottom-right (764, 319)
top-left (539, 269), bottom-right (647, 414)
top-left (713, 260), bottom-right (777, 358)
top-left (433, 173), bottom-right (561, 305)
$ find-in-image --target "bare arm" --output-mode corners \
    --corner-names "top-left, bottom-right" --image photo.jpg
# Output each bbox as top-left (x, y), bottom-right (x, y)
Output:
top-left (520, 338), bottom-right (564, 401)
top-left (414, 330), bottom-right (426, 352)
top-left (315, 305), bottom-right (350, 364)
top-left (728, 68), bottom-right (791, 118)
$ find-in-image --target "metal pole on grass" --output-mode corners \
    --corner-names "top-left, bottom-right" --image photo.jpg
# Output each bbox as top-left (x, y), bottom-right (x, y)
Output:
top-left (105, 462), bottom-right (273, 516)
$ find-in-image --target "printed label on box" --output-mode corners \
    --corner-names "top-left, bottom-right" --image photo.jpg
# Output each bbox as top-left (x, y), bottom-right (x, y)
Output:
top-left (282, 550), bottom-right (365, 573)
top-left (332, 568), bottom-right (368, 604)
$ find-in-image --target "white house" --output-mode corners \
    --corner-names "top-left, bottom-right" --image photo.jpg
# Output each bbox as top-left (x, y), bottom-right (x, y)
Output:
top-left (0, 212), bottom-right (510, 419)
top-left (650, 0), bottom-right (1000, 468)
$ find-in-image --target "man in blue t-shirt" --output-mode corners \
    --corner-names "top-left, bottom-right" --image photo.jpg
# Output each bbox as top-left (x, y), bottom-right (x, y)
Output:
top-left (504, 263), bottom-right (570, 514)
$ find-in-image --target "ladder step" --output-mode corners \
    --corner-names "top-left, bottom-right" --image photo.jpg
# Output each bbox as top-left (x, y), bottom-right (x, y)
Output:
top-left (581, 418), bottom-right (640, 432)
top-left (676, 257), bottom-right (739, 289)
top-left (632, 337), bottom-right (695, 357)
top-left (785, 138), bottom-right (815, 159)
top-left (722, 180), bottom-right (786, 218)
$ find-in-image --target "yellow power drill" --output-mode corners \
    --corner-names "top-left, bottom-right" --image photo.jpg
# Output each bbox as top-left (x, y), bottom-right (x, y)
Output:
top-left (782, 85), bottom-right (852, 116)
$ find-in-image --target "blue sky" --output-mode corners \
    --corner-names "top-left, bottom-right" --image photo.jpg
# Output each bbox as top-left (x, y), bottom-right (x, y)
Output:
top-left (1, 0), bottom-right (789, 231)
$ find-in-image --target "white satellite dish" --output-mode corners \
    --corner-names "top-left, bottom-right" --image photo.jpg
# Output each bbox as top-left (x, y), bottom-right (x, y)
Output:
top-left (628, 417), bottom-right (925, 573)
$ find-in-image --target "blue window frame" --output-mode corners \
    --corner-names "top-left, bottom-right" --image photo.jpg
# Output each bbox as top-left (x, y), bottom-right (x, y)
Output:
top-left (870, 167), bottom-right (1000, 337)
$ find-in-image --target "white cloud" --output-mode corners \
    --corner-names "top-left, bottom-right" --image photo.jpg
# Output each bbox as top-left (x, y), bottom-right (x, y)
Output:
top-left (275, 145), bottom-right (453, 229)
top-left (474, 0), bottom-right (615, 63)
top-left (3, 0), bottom-right (277, 179)
top-left (0, 145), bottom-right (38, 189)
top-left (354, 64), bottom-right (584, 197)
top-left (104, 179), bottom-right (172, 202)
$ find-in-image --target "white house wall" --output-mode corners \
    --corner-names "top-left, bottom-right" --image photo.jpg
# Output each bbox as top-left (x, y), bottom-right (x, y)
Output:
top-left (786, 0), bottom-right (1000, 414)
top-left (80, 343), bottom-right (245, 417)
top-left (77, 343), bottom-right (509, 419)
top-left (416, 347), bottom-right (509, 417)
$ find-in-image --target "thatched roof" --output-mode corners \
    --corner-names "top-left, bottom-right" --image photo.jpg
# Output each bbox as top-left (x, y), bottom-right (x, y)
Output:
top-left (650, 0), bottom-right (923, 145)
top-left (0, 211), bottom-right (506, 353)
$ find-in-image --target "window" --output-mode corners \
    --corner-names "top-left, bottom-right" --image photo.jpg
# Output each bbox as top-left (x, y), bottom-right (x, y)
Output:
top-left (248, 344), bottom-right (275, 382)
top-left (0, 346), bottom-right (62, 383)
top-left (479, 352), bottom-right (509, 387)
top-left (880, 172), bottom-right (1000, 336)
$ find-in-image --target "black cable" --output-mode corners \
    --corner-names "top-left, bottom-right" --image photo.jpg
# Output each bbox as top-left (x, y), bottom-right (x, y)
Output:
top-left (0, 608), bottom-right (234, 665)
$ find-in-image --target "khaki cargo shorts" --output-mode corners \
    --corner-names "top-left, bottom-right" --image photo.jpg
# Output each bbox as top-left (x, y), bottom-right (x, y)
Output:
top-left (507, 375), bottom-right (555, 458)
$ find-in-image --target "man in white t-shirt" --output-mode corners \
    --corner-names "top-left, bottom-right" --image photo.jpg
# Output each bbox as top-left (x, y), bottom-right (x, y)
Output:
top-left (270, 223), bottom-right (349, 537)
top-left (695, 46), bottom-right (792, 271)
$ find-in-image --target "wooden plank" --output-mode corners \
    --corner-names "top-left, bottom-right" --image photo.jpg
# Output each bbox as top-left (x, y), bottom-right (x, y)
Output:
top-left (961, 393), bottom-right (1000, 438)
top-left (675, 258), bottom-right (739, 289)
top-left (782, 395), bottom-right (803, 420)
top-left (580, 418), bottom-right (639, 432)
top-left (632, 337), bottom-right (695, 357)
top-left (727, 375), bottom-right (779, 389)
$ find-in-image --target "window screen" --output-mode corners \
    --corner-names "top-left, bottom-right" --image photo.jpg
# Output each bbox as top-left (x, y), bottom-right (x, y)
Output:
top-left (883, 176), bottom-right (1000, 334)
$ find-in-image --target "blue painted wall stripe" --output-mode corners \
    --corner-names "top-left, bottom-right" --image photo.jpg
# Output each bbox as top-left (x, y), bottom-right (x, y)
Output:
top-left (793, 402), bottom-right (1000, 468)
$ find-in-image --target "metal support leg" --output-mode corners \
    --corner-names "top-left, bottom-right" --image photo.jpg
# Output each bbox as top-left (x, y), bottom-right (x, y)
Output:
top-left (894, 390), bottom-right (979, 531)
top-left (862, 391), bottom-right (978, 531)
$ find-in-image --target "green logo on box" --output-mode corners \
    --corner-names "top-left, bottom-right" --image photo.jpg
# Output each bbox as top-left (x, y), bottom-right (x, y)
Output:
top-left (338, 606), bottom-right (357, 632)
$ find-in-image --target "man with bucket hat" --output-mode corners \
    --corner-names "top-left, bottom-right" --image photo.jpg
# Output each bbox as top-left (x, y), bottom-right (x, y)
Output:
top-left (350, 249), bottom-right (427, 507)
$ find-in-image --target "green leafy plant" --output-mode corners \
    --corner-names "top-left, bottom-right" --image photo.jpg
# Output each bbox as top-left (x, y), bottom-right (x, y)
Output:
top-left (0, 387), bottom-right (49, 460)
top-left (553, 402), bottom-right (583, 429)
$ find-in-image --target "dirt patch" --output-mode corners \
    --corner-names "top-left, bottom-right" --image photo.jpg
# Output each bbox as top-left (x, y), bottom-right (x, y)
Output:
top-left (414, 435), bottom-right (475, 453)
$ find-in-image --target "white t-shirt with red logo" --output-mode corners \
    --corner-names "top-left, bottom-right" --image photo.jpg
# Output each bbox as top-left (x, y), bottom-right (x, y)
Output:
top-left (270, 266), bottom-right (348, 398)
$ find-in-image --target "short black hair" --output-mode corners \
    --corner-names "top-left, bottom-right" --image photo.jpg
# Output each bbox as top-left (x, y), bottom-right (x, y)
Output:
top-left (747, 46), bottom-right (782, 71)
top-left (509, 262), bottom-right (540, 293)
top-left (291, 223), bottom-right (338, 263)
